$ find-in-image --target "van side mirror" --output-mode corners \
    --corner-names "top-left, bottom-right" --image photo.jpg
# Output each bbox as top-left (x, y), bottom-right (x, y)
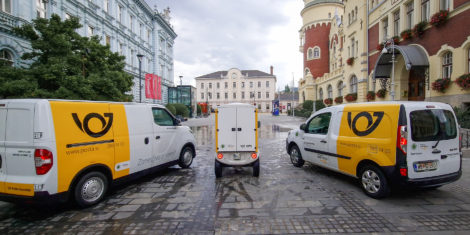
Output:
top-left (300, 123), bottom-right (307, 131)
top-left (175, 118), bottom-right (181, 126)
top-left (258, 121), bottom-right (261, 128)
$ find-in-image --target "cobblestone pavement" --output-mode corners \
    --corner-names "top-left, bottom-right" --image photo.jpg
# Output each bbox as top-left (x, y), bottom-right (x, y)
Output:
top-left (1, 114), bottom-right (470, 234)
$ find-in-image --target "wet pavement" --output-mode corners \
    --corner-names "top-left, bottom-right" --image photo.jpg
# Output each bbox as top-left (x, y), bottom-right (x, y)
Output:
top-left (2, 114), bottom-right (470, 234)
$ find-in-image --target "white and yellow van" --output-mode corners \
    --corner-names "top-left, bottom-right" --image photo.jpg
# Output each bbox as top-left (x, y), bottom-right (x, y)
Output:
top-left (286, 102), bottom-right (461, 198)
top-left (0, 99), bottom-right (196, 207)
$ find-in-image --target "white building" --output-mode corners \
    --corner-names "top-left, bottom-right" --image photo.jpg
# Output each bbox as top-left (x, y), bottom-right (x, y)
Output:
top-left (195, 67), bottom-right (277, 112)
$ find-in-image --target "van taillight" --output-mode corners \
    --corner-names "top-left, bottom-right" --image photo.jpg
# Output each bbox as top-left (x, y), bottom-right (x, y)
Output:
top-left (397, 125), bottom-right (407, 155)
top-left (34, 149), bottom-right (53, 175)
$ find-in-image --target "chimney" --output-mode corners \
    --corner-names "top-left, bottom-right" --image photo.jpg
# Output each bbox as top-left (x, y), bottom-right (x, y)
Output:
top-left (270, 65), bottom-right (273, 75)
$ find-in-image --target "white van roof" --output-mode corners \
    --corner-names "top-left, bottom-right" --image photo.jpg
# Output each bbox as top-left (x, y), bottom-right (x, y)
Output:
top-left (328, 101), bottom-right (452, 110)
top-left (219, 103), bottom-right (255, 108)
top-left (0, 99), bottom-right (165, 108)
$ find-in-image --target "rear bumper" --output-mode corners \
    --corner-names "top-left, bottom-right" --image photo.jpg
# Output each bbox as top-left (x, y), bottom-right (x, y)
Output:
top-left (384, 166), bottom-right (462, 188)
top-left (0, 191), bottom-right (68, 205)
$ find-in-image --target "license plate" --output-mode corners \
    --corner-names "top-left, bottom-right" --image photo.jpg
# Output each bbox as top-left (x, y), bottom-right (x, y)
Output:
top-left (413, 160), bottom-right (438, 172)
top-left (233, 154), bottom-right (241, 160)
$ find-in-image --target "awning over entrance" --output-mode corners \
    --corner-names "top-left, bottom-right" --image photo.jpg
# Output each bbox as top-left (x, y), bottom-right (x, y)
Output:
top-left (373, 45), bottom-right (429, 79)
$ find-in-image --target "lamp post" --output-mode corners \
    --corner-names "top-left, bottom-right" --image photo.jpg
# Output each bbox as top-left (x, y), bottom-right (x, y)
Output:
top-left (382, 38), bottom-right (395, 101)
top-left (137, 54), bottom-right (144, 103)
top-left (179, 75), bottom-right (183, 86)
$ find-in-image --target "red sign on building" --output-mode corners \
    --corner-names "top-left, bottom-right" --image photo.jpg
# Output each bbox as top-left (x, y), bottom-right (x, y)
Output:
top-left (145, 74), bottom-right (162, 100)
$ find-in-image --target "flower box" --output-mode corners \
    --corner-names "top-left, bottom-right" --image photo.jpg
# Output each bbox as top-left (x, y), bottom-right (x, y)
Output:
top-left (334, 96), bottom-right (343, 104)
top-left (431, 78), bottom-right (451, 93)
top-left (344, 93), bottom-right (357, 102)
top-left (456, 73), bottom-right (470, 89)
top-left (430, 10), bottom-right (449, 27)
top-left (377, 43), bottom-right (384, 51)
top-left (412, 21), bottom-right (427, 38)
top-left (366, 91), bottom-right (375, 101)
top-left (346, 57), bottom-right (354, 66)
top-left (400, 29), bottom-right (412, 40)
top-left (324, 98), bottom-right (333, 105)
top-left (376, 89), bottom-right (386, 98)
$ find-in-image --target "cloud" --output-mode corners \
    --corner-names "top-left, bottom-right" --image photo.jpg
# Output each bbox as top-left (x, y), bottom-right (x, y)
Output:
top-left (146, 0), bottom-right (304, 89)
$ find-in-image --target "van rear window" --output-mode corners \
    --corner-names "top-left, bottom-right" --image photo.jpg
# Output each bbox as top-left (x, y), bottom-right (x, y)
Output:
top-left (410, 109), bottom-right (457, 141)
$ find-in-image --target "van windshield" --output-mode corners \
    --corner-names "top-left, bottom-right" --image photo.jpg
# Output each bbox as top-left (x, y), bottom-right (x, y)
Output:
top-left (410, 109), bottom-right (457, 141)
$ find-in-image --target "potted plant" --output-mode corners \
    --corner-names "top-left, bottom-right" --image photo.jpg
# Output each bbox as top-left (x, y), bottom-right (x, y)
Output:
top-left (334, 96), bottom-right (343, 104)
top-left (430, 10), bottom-right (449, 27)
top-left (366, 91), bottom-right (375, 101)
top-left (432, 78), bottom-right (451, 93)
top-left (376, 89), bottom-right (386, 98)
top-left (392, 36), bottom-right (400, 44)
top-left (346, 57), bottom-right (354, 65)
top-left (324, 98), bottom-right (333, 105)
top-left (400, 29), bottom-right (412, 40)
top-left (412, 21), bottom-right (428, 38)
top-left (344, 93), bottom-right (357, 102)
top-left (456, 73), bottom-right (470, 89)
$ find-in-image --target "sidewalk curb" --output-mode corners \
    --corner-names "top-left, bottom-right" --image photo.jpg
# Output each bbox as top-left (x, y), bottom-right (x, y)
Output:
top-left (463, 149), bottom-right (470, 158)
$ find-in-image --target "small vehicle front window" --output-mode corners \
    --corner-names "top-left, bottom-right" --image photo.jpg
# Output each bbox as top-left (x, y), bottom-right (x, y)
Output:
top-left (152, 108), bottom-right (175, 126)
top-left (410, 109), bottom-right (457, 141)
top-left (307, 112), bottom-right (331, 135)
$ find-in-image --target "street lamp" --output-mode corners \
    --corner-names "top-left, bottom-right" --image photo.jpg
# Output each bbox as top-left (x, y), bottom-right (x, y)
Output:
top-left (381, 38), bottom-right (396, 101)
top-left (137, 54), bottom-right (144, 103)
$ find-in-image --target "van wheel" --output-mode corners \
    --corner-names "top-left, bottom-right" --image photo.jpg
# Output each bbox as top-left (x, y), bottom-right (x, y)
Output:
top-left (215, 160), bottom-right (222, 178)
top-left (178, 146), bottom-right (194, 168)
top-left (359, 165), bottom-right (390, 199)
top-left (253, 159), bottom-right (260, 177)
top-left (74, 171), bottom-right (108, 207)
top-left (289, 145), bottom-right (304, 167)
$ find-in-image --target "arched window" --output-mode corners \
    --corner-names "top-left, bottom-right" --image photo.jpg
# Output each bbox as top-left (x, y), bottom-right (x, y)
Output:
top-left (338, 81), bottom-right (343, 96)
top-left (442, 52), bottom-right (452, 79)
top-left (305, 68), bottom-right (310, 75)
top-left (319, 88), bottom-right (324, 100)
top-left (350, 75), bottom-right (358, 93)
top-left (0, 49), bottom-right (14, 66)
top-left (307, 48), bottom-right (313, 60)
top-left (327, 85), bottom-right (333, 99)
top-left (313, 47), bottom-right (320, 58)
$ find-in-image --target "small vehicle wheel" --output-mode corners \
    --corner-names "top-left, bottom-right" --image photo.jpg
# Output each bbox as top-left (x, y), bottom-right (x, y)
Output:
top-left (74, 171), bottom-right (108, 208)
top-left (289, 145), bottom-right (304, 167)
top-left (359, 165), bottom-right (390, 199)
top-left (178, 146), bottom-right (194, 168)
top-left (215, 160), bottom-right (223, 178)
top-left (253, 159), bottom-right (260, 177)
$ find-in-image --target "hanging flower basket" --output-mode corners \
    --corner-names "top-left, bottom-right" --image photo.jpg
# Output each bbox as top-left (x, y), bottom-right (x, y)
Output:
top-left (376, 89), bottom-right (386, 98)
top-left (430, 10), bottom-right (449, 27)
top-left (345, 93), bottom-right (357, 102)
top-left (346, 57), bottom-right (354, 65)
top-left (456, 73), bottom-right (470, 89)
top-left (392, 36), bottom-right (400, 44)
top-left (432, 78), bottom-right (451, 93)
top-left (334, 96), bottom-right (343, 104)
top-left (412, 21), bottom-right (428, 38)
top-left (400, 29), bottom-right (413, 40)
top-left (366, 91), bottom-right (375, 101)
top-left (324, 98), bottom-right (333, 105)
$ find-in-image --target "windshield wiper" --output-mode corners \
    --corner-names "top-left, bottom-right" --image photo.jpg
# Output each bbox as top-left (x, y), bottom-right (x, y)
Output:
top-left (432, 139), bottom-right (440, 149)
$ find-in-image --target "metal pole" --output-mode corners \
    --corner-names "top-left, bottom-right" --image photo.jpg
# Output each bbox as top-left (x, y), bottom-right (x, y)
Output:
top-left (139, 60), bottom-right (142, 103)
top-left (292, 73), bottom-right (295, 117)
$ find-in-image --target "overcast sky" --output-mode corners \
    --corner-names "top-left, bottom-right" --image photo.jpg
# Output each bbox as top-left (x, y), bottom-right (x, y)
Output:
top-left (145, 0), bottom-right (304, 90)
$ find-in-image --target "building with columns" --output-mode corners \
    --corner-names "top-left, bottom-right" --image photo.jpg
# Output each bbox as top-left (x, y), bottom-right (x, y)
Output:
top-left (298, 0), bottom-right (470, 108)
top-left (195, 67), bottom-right (277, 112)
top-left (0, 0), bottom-right (176, 104)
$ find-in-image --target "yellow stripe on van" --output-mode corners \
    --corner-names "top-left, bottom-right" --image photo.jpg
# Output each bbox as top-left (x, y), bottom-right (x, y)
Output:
top-left (110, 104), bottom-right (130, 179)
top-left (4, 182), bottom-right (34, 196)
top-left (337, 104), bottom-right (400, 176)
top-left (215, 109), bottom-right (218, 153)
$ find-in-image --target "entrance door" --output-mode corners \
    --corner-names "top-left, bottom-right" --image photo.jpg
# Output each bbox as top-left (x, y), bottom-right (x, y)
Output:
top-left (408, 68), bottom-right (426, 101)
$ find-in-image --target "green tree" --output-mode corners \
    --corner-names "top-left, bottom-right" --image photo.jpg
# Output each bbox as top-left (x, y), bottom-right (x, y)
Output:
top-left (197, 104), bottom-right (202, 115)
top-left (165, 104), bottom-right (176, 115)
top-left (173, 103), bottom-right (190, 117)
top-left (284, 85), bottom-right (290, 93)
top-left (0, 14), bottom-right (133, 101)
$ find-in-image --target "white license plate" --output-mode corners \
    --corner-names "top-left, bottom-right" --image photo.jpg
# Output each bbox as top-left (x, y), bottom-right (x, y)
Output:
top-left (413, 160), bottom-right (438, 172)
top-left (233, 154), bottom-right (241, 160)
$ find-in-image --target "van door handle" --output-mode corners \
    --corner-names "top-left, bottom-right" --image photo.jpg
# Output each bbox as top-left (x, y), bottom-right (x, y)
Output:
top-left (167, 127), bottom-right (177, 130)
top-left (432, 149), bottom-right (441, 154)
top-left (238, 128), bottom-right (242, 131)
top-left (232, 128), bottom-right (236, 131)
top-left (320, 140), bottom-right (327, 143)
top-left (156, 136), bottom-right (160, 140)
top-left (144, 137), bottom-right (149, 145)
top-left (441, 155), bottom-right (448, 159)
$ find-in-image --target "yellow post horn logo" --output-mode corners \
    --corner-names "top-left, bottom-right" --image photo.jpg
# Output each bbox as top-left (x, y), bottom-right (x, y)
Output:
top-left (347, 112), bottom-right (384, 136)
top-left (72, 113), bottom-right (113, 138)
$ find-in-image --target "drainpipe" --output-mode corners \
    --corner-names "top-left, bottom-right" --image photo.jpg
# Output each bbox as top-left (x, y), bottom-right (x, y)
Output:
top-left (366, 0), bottom-right (370, 93)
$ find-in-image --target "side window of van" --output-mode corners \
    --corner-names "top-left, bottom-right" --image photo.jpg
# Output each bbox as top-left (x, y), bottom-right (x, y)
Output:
top-left (152, 108), bottom-right (175, 126)
top-left (307, 112), bottom-right (331, 135)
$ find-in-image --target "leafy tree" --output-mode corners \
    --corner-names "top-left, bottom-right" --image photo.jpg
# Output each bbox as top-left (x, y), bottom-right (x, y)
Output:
top-left (454, 106), bottom-right (470, 129)
top-left (0, 14), bottom-right (133, 101)
top-left (284, 85), bottom-right (290, 93)
top-left (173, 103), bottom-right (190, 117)
top-left (197, 104), bottom-right (202, 115)
top-left (165, 104), bottom-right (176, 115)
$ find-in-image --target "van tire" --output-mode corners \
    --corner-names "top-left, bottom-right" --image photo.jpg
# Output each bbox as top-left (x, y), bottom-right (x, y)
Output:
top-left (74, 171), bottom-right (108, 207)
top-left (215, 160), bottom-right (222, 178)
top-left (359, 165), bottom-right (390, 199)
top-left (289, 145), bottom-right (304, 167)
top-left (178, 146), bottom-right (194, 168)
top-left (253, 159), bottom-right (260, 177)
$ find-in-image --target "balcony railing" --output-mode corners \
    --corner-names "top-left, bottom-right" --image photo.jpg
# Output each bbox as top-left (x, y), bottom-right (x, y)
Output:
top-left (0, 11), bottom-right (29, 31)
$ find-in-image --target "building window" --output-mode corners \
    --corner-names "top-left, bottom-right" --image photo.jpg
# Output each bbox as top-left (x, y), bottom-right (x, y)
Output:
top-left (258, 92), bottom-right (261, 99)
top-left (105, 35), bottom-right (111, 46)
top-left (350, 75), bottom-right (358, 93)
top-left (129, 15), bottom-right (134, 31)
top-left (250, 81), bottom-right (253, 88)
top-left (147, 29), bottom-right (150, 42)
top-left (242, 92), bottom-right (245, 99)
top-left (393, 10), bottom-right (400, 36)
top-left (266, 81), bottom-right (269, 87)
top-left (319, 88), bottom-right (324, 100)
top-left (421, 0), bottom-right (430, 22)
top-left (225, 82), bottom-right (228, 88)
top-left (119, 42), bottom-right (123, 55)
top-left (382, 18), bottom-right (388, 39)
top-left (209, 83), bottom-right (212, 89)
top-left (308, 48), bottom-right (313, 60)
top-left (217, 82), bottom-right (220, 88)
top-left (305, 68), bottom-right (310, 75)
top-left (348, 13), bottom-right (351, 25)
top-left (442, 52), bottom-right (452, 79)
top-left (242, 82), bottom-right (245, 88)
top-left (216, 93), bottom-right (220, 99)
top-left (406, 1), bottom-right (414, 29)
top-left (139, 23), bottom-right (143, 38)
top-left (327, 85), bottom-right (333, 99)
top-left (103, 0), bottom-right (109, 12)
top-left (36, 0), bottom-right (46, 18)
top-left (266, 103), bottom-right (270, 110)
top-left (338, 81), bottom-right (343, 96)
top-left (351, 38), bottom-right (355, 57)
top-left (233, 82), bottom-right (236, 88)
top-left (440, 0), bottom-right (450, 10)
top-left (1, 0), bottom-right (11, 13)
top-left (130, 49), bottom-right (134, 67)
top-left (201, 93), bottom-right (204, 99)
top-left (231, 73), bottom-right (237, 79)
top-left (0, 49), bottom-right (14, 66)
top-left (258, 81), bottom-right (261, 88)
top-left (233, 92), bottom-right (236, 99)
top-left (88, 25), bottom-right (94, 36)
top-left (313, 47), bottom-right (320, 58)
top-left (208, 92), bottom-right (212, 100)
top-left (118, 5), bottom-right (122, 23)
top-left (225, 92), bottom-right (228, 99)
top-left (201, 83), bottom-right (204, 89)
top-left (266, 92), bottom-right (269, 98)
